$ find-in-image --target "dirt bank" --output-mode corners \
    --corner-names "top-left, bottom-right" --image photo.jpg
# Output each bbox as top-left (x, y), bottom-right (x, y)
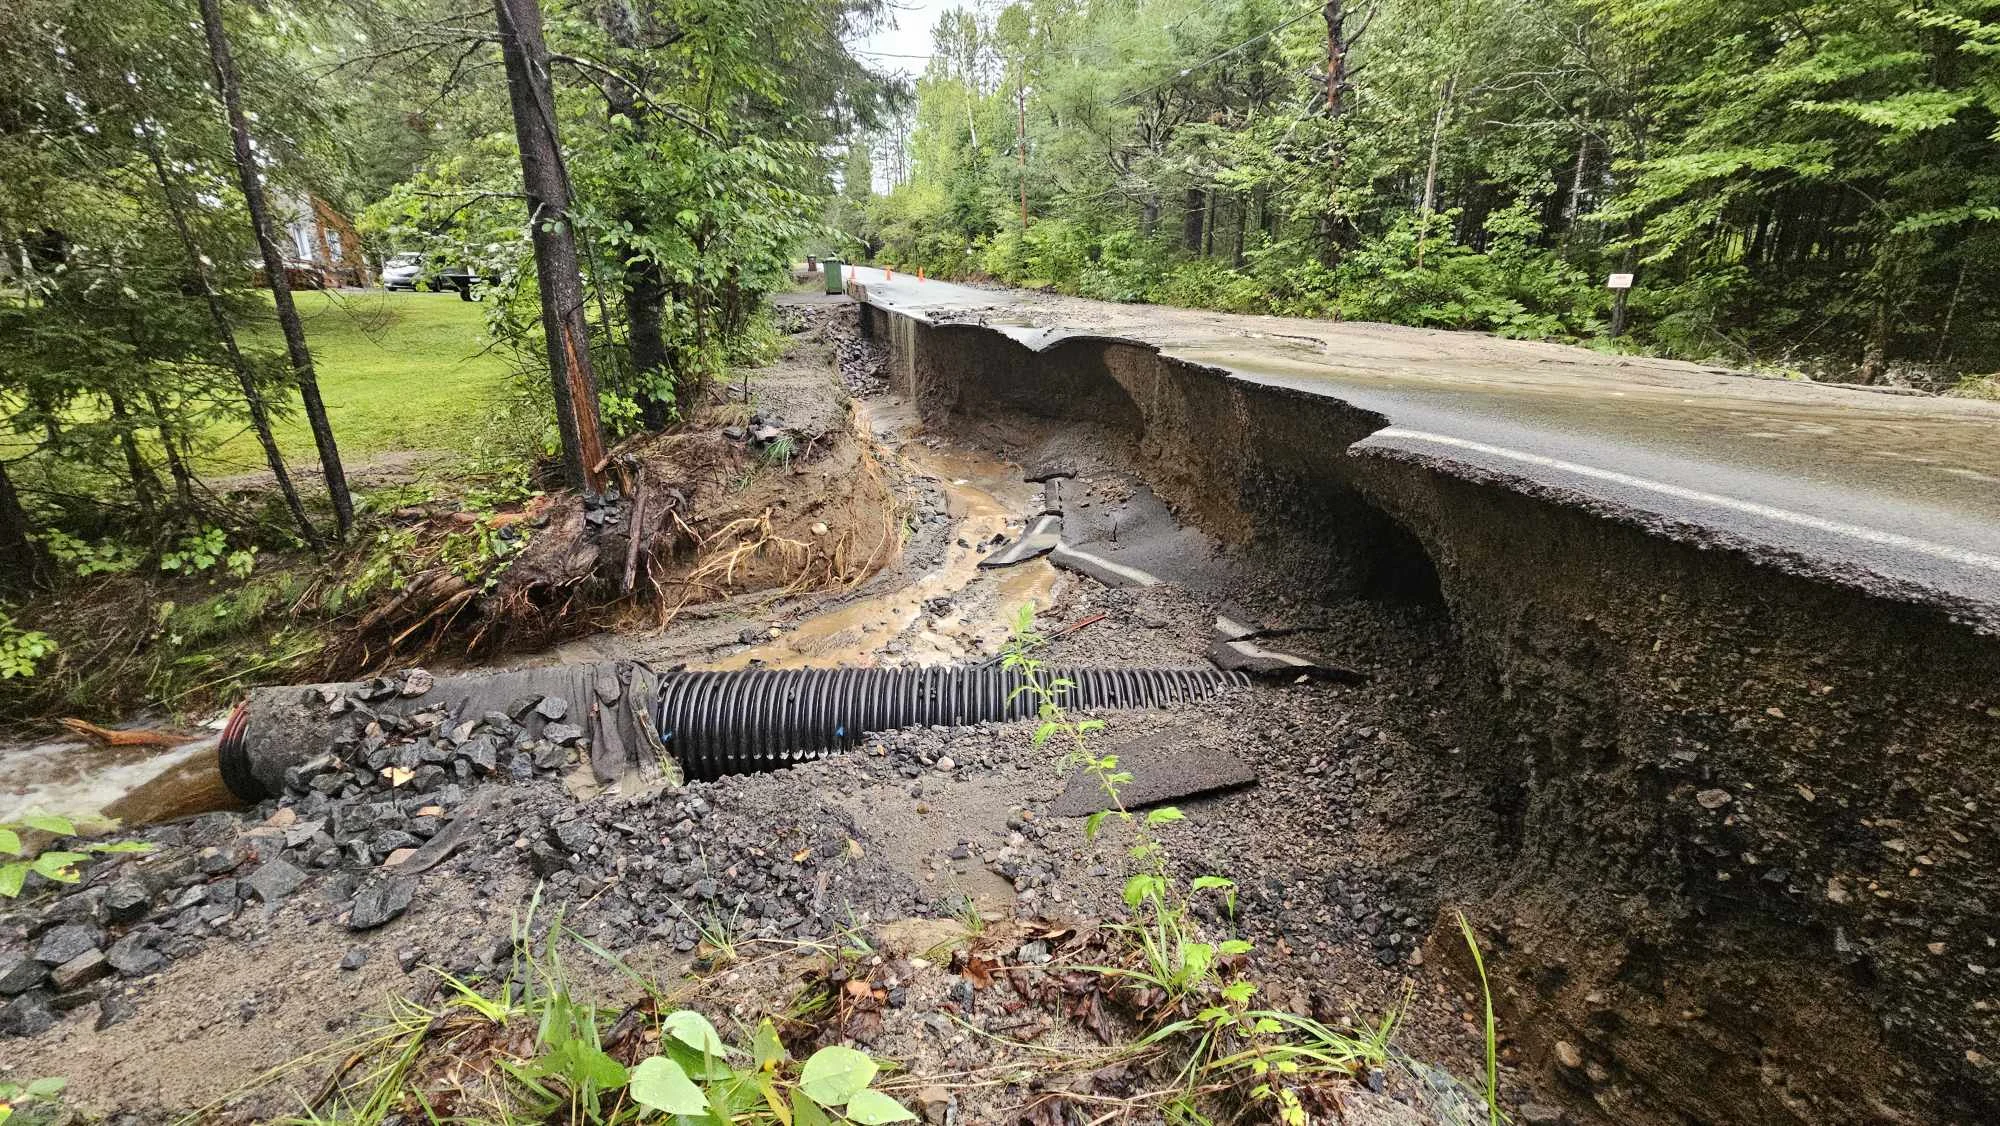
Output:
top-left (864, 301), bottom-right (2000, 1123)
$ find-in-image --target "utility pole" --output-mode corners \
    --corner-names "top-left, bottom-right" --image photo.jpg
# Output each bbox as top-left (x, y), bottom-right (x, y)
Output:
top-left (1017, 63), bottom-right (1028, 229)
top-left (1319, 0), bottom-right (1353, 267)
top-left (495, 0), bottom-right (609, 498)
top-left (1323, 1), bottom-right (1347, 116)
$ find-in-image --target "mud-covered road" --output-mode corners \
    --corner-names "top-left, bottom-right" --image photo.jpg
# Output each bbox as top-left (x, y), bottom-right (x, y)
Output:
top-left (844, 266), bottom-right (2000, 626)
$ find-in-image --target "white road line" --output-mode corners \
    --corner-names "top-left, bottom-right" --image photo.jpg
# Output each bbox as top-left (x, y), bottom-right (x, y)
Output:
top-left (1370, 427), bottom-right (2000, 575)
top-left (1049, 544), bottom-right (1162, 587)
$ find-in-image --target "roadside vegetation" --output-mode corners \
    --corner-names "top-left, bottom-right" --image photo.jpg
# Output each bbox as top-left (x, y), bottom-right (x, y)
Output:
top-left (0, 0), bottom-right (891, 731)
top-left (0, 287), bottom-right (534, 731)
top-left (841, 0), bottom-right (2000, 388)
top-left (221, 292), bottom-right (513, 469)
top-left (233, 906), bottom-right (922, 1126)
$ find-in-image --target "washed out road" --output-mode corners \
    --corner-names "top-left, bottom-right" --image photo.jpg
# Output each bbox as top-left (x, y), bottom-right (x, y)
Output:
top-left (844, 266), bottom-right (2000, 622)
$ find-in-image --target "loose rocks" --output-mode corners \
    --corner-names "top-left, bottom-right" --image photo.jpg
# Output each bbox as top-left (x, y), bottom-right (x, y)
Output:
top-left (33, 924), bottom-right (102, 966)
top-left (347, 878), bottom-right (416, 931)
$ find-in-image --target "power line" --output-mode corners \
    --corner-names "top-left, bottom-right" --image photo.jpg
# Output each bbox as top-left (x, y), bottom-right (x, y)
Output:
top-left (1108, 5), bottom-right (1316, 108)
top-left (848, 0), bottom-right (1281, 71)
top-left (850, 3), bottom-right (1317, 111)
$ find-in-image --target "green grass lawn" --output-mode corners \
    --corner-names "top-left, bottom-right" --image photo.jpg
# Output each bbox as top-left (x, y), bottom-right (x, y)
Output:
top-left (208, 290), bottom-right (514, 470)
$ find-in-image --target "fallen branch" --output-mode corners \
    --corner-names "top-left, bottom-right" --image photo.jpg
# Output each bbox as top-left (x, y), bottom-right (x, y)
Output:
top-left (621, 475), bottom-right (649, 595)
top-left (58, 718), bottom-right (197, 747)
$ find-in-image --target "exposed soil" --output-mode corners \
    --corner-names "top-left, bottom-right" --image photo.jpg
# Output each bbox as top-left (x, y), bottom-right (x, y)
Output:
top-left (0, 301), bottom-right (1557, 1124)
top-left (328, 331), bottom-right (899, 668)
top-left (864, 298), bottom-right (2000, 1125)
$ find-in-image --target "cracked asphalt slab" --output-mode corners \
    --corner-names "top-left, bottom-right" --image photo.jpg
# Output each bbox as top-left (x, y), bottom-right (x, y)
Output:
top-left (844, 266), bottom-right (2000, 624)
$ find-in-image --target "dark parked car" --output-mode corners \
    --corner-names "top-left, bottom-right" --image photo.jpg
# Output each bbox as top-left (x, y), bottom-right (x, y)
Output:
top-left (381, 252), bottom-right (488, 300)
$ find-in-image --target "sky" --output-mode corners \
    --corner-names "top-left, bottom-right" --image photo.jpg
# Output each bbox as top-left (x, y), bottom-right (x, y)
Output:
top-left (851, 0), bottom-right (957, 81)
top-left (847, 0), bottom-right (959, 190)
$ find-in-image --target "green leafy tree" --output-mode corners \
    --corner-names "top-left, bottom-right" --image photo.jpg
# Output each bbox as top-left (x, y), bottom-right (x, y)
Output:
top-left (866, 0), bottom-right (2000, 381)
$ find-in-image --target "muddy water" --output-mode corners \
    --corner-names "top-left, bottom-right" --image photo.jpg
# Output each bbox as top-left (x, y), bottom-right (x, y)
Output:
top-left (706, 401), bottom-right (1059, 670)
top-left (0, 734), bottom-right (237, 827)
top-left (1, 402), bottom-right (1060, 827)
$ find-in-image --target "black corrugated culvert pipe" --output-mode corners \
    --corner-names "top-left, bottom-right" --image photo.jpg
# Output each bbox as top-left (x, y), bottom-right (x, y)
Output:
top-left (659, 665), bottom-right (1248, 780)
top-left (217, 661), bottom-right (1248, 798)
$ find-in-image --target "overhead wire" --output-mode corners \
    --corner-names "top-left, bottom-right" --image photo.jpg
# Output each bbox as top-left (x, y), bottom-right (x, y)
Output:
top-left (1107, 5), bottom-right (1318, 107)
top-left (848, 0), bottom-right (1292, 72)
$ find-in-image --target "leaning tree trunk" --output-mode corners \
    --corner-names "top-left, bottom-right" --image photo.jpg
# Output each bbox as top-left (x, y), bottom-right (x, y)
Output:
top-left (108, 391), bottom-right (158, 517)
top-left (1415, 73), bottom-right (1455, 268)
top-left (0, 458), bottom-right (45, 593)
top-left (196, 0), bottom-right (353, 541)
top-left (147, 389), bottom-right (198, 511)
top-left (624, 251), bottom-right (673, 429)
top-left (1857, 238), bottom-right (1909, 385)
top-left (1183, 188), bottom-right (1205, 252)
top-left (1233, 191), bottom-right (1247, 268)
top-left (1859, 301), bottom-right (1892, 385)
top-left (142, 133), bottom-right (321, 550)
top-left (497, 0), bottom-right (609, 497)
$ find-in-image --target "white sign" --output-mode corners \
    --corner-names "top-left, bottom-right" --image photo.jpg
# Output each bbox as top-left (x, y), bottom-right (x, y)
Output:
top-left (1606, 272), bottom-right (1635, 290)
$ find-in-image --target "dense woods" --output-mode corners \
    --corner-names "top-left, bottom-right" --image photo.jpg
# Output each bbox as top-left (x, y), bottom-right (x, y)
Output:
top-left (0, 0), bottom-right (885, 703)
top-left (0, 0), bottom-right (885, 572)
top-left (849, 0), bottom-right (2000, 386)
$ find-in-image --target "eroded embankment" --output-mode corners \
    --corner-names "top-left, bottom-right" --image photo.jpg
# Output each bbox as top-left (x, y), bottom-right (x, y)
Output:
top-left (864, 303), bottom-right (2000, 1124)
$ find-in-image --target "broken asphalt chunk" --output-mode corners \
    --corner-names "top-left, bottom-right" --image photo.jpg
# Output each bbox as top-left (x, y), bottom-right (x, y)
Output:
top-left (1024, 457), bottom-right (1076, 483)
top-left (1046, 737), bottom-right (1258, 817)
top-left (1047, 543), bottom-right (1160, 588)
top-left (979, 514), bottom-right (1062, 569)
top-left (347, 877), bottom-right (416, 930)
top-left (1205, 637), bottom-right (1363, 682)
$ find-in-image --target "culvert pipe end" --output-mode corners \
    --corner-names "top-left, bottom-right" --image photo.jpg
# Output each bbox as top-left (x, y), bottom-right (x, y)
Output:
top-left (216, 700), bottom-right (258, 802)
top-left (657, 664), bottom-right (1251, 781)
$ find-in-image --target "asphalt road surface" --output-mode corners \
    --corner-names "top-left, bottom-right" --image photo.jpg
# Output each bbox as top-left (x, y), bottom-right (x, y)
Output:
top-left (842, 265), bottom-right (2000, 623)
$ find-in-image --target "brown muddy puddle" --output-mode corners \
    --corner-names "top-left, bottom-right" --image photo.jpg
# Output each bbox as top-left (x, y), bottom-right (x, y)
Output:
top-left (707, 400), bottom-right (1060, 671)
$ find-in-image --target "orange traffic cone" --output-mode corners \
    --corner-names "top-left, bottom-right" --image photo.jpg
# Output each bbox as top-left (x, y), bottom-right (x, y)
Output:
top-left (885, 266), bottom-right (894, 280)
top-left (918, 268), bottom-right (925, 281)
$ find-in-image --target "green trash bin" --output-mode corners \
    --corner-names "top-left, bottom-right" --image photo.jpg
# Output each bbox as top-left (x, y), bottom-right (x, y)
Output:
top-left (824, 258), bottom-right (844, 295)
